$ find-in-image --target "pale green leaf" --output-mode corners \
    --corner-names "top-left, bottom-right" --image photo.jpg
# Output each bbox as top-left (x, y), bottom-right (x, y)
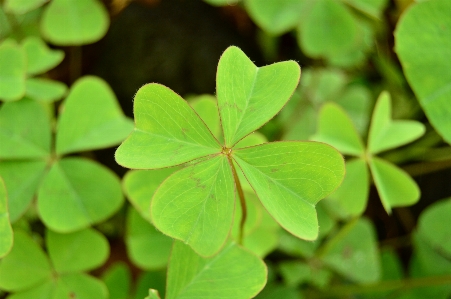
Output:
top-left (40, 0), bottom-right (109, 45)
top-left (37, 157), bottom-right (124, 232)
top-left (216, 46), bottom-right (300, 147)
top-left (4, 0), bottom-right (48, 14)
top-left (313, 103), bottom-right (365, 156)
top-left (327, 158), bottom-right (369, 217)
top-left (0, 98), bottom-right (51, 159)
top-left (101, 262), bottom-right (132, 299)
top-left (278, 230), bottom-right (319, 259)
top-left (53, 273), bottom-right (108, 299)
top-left (244, 0), bottom-right (306, 35)
top-left (0, 160), bottom-right (47, 222)
top-left (166, 241), bottom-right (267, 299)
top-left (395, 0), bottom-right (451, 145)
top-left (369, 156), bottom-right (420, 213)
top-left (151, 155), bottom-right (234, 257)
top-left (342, 0), bottom-right (388, 19)
top-left (116, 83), bottom-right (220, 169)
top-left (189, 94), bottom-right (221, 139)
top-left (46, 228), bottom-right (109, 273)
top-left (6, 281), bottom-right (55, 299)
top-left (0, 178), bottom-right (13, 258)
top-left (234, 131), bottom-right (267, 149)
top-left (123, 168), bottom-right (178, 221)
top-left (367, 91), bottom-right (425, 154)
top-left (417, 198), bottom-right (451, 258)
top-left (279, 261), bottom-right (311, 286)
top-left (25, 78), bottom-right (67, 102)
top-left (321, 218), bottom-right (380, 283)
top-left (0, 39), bottom-right (26, 101)
top-left (145, 289), bottom-right (162, 299)
top-left (22, 36), bottom-right (64, 75)
top-left (56, 76), bottom-right (133, 155)
top-left (298, 0), bottom-right (359, 58)
top-left (126, 207), bottom-right (172, 270)
top-left (0, 230), bottom-right (52, 292)
top-left (234, 142), bottom-right (344, 240)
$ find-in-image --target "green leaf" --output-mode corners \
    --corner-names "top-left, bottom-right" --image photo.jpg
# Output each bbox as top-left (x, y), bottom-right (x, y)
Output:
top-left (321, 218), bottom-right (380, 284)
top-left (278, 229), bottom-right (319, 259)
top-left (0, 160), bottom-right (47, 222)
top-left (234, 142), bottom-right (344, 240)
top-left (395, 0), bottom-right (451, 145)
top-left (40, 0), bottom-right (109, 45)
top-left (298, 0), bottom-right (358, 59)
top-left (145, 289), bottom-right (162, 299)
top-left (133, 271), bottom-right (166, 299)
top-left (4, 0), bottom-right (48, 14)
top-left (369, 156), bottom-right (420, 213)
top-left (37, 157), bottom-right (124, 232)
top-left (123, 168), bottom-right (178, 221)
top-left (0, 98), bottom-right (52, 159)
top-left (53, 273), bottom-right (108, 299)
top-left (22, 36), bottom-right (64, 75)
top-left (46, 228), bottom-right (109, 273)
top-left (166, 241), bottom-right (267, 299)
top-left (327, 158), bottom-right (369, 218)
top-left (0, 178), bottom-right (13, 258)
top-left (101, 262), bottom-right (132, 299)
top-left (216, 46), bottom-right (300, 147)
top-left (343, 0), bottom-right (388, 19)
top-left (417, 198), bottom-right (451, 258)
top-left (203, 0), bottom-right (240, 6)
top-left (0, 39), bottom-right (26, 102)
top-left (56, 76), bottom-right (133, 155)
top-left (0, 230), bottom-right (52, 292)
top-left (235, 131), bottom-right (267, 149)
top-left (151, 155), bottom-right (234, 257)
top-left (313, 102), bottom-right (365, 156)
top-left (189, 94), bottom-right (221, 139)
top-left (25, 78), bottom-right (67, 102)
top-left (244, 0), bottom-right (305, 35)
top-left (279, 261), bottom-right (311, 286)
top-left (367, 91), bottom-right (425, 154)
top-left (126, 207), bottom-right (172, 270)
top-left (116, 83), bottom-right (220, 169)
top-left (6, 281), bottom-right (55, 299)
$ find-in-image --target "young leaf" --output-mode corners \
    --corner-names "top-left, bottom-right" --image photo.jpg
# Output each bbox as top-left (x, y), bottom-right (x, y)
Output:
top-left (4, 0), bottom-right (48, 14)
top-left (101, 262), bottom-right (132, 299)
top-left (116, 83), bottom-right (221, 169)
top-left (367, 91), bottom-right (425, 154)
top-left (189, 94), bottom-right (221, 139)
top-left (216, 46), bottom-right (300, 147)
top-left (233, 142), bottom-right (345, 240)
top-left (22, 36), bottom-right (64, 75)
top-left (320, 218), bottom-right (381, 284)
top-left (0, 178), bottom-right (13, 258)
top-left (0, 39), bottom-right (26, 102)
top-left (166, 241), bottom-right (267, 299)
top-left (56, 76), bottom-right (133, 155)
top-left (0, 160), bottom-right (47, 222)
top-left (37, 157), bottom-right (124, 232)
top-left (0, 98), bottom-right (51, 159)
top-left (40, 0), bottom-right (109, 45)
top-left (369, 156), bottom-right (420, 213)
top-left (151, 155), bottom-right (234, 257)
top-left (313, 102), bottom-right (365, 156)
top-left (52, 273), bottom-right (108, 299)
top-left (46, 228), bottom-right (109, 273)
top-left (126, 207), bottom-right (172, 270)
top-left (0, 230), bottom-right (52, 292)
top-left (25, 78), bottom-right (67, 102)
top-left (395, 0), bottom-right (451, 145)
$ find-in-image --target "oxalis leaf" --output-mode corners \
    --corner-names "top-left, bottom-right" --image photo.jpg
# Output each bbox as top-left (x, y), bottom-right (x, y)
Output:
top-left (0, 178), bottom-right (13, 258)
top-left (116, 46), bottom-right (345, 257)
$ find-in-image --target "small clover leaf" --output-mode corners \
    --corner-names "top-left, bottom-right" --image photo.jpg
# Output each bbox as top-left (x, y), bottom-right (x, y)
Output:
top-left (116, 46), bottom-right (345, 256)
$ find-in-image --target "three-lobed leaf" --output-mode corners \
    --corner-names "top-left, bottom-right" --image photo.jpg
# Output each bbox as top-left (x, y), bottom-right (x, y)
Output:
top-left (22, 36), bottom-right (64, 75)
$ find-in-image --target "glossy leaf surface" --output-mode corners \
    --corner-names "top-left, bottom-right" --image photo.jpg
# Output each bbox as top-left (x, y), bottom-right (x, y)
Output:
top-left (0, 178), bottom-right (13, 258)
top-left (216, 46), bottom-right (300, 147)
top-left (56, 76), bottom-right (133, 155)
top-left (116, 83), bottom-right (220, 169)
top-left (234, 142), bottom-right (344, 240)
top-left (395, 0), bottom-right (451, 144)
top-left (151, 155), bottom-right (234, 256)
top-left (38, 157), bottom-right (124, 232)
top-left (22, 36), bottom-right (64, 75)
top-left (368, 92), bottom-right (425, 154)
top-left (40, 0), bottom-right (109, 45)
top-left (0, 98), bottom-right (51, 159)
top-left (0, 39), bottom-right (26, 101)
top-left (47, 228), bottom-right (109, 273)
top-left (369, 157), bottom-right (420, 213)
top-left (166, 241), bottom-right (267, 299)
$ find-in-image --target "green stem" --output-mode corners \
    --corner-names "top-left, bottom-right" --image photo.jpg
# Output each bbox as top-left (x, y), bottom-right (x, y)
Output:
top-left (227, 155), bottom-right (246, 245)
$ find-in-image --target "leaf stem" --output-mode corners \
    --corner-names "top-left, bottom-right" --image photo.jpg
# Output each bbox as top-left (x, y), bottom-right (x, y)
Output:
top-left (227, 155), bottom-right (246, 245)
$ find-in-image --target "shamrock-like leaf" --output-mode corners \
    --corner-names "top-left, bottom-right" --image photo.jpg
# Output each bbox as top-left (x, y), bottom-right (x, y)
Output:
top-left (0, 39), bottom-right (26, 102)
top-left (4, 0), bottom-right (48, 14)
top-left (0, 178), bottom-right (13, 258)
top-left (22, 36), bottom-right (64, 75)
top-left (25, 77), bottom-right (67, 102)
